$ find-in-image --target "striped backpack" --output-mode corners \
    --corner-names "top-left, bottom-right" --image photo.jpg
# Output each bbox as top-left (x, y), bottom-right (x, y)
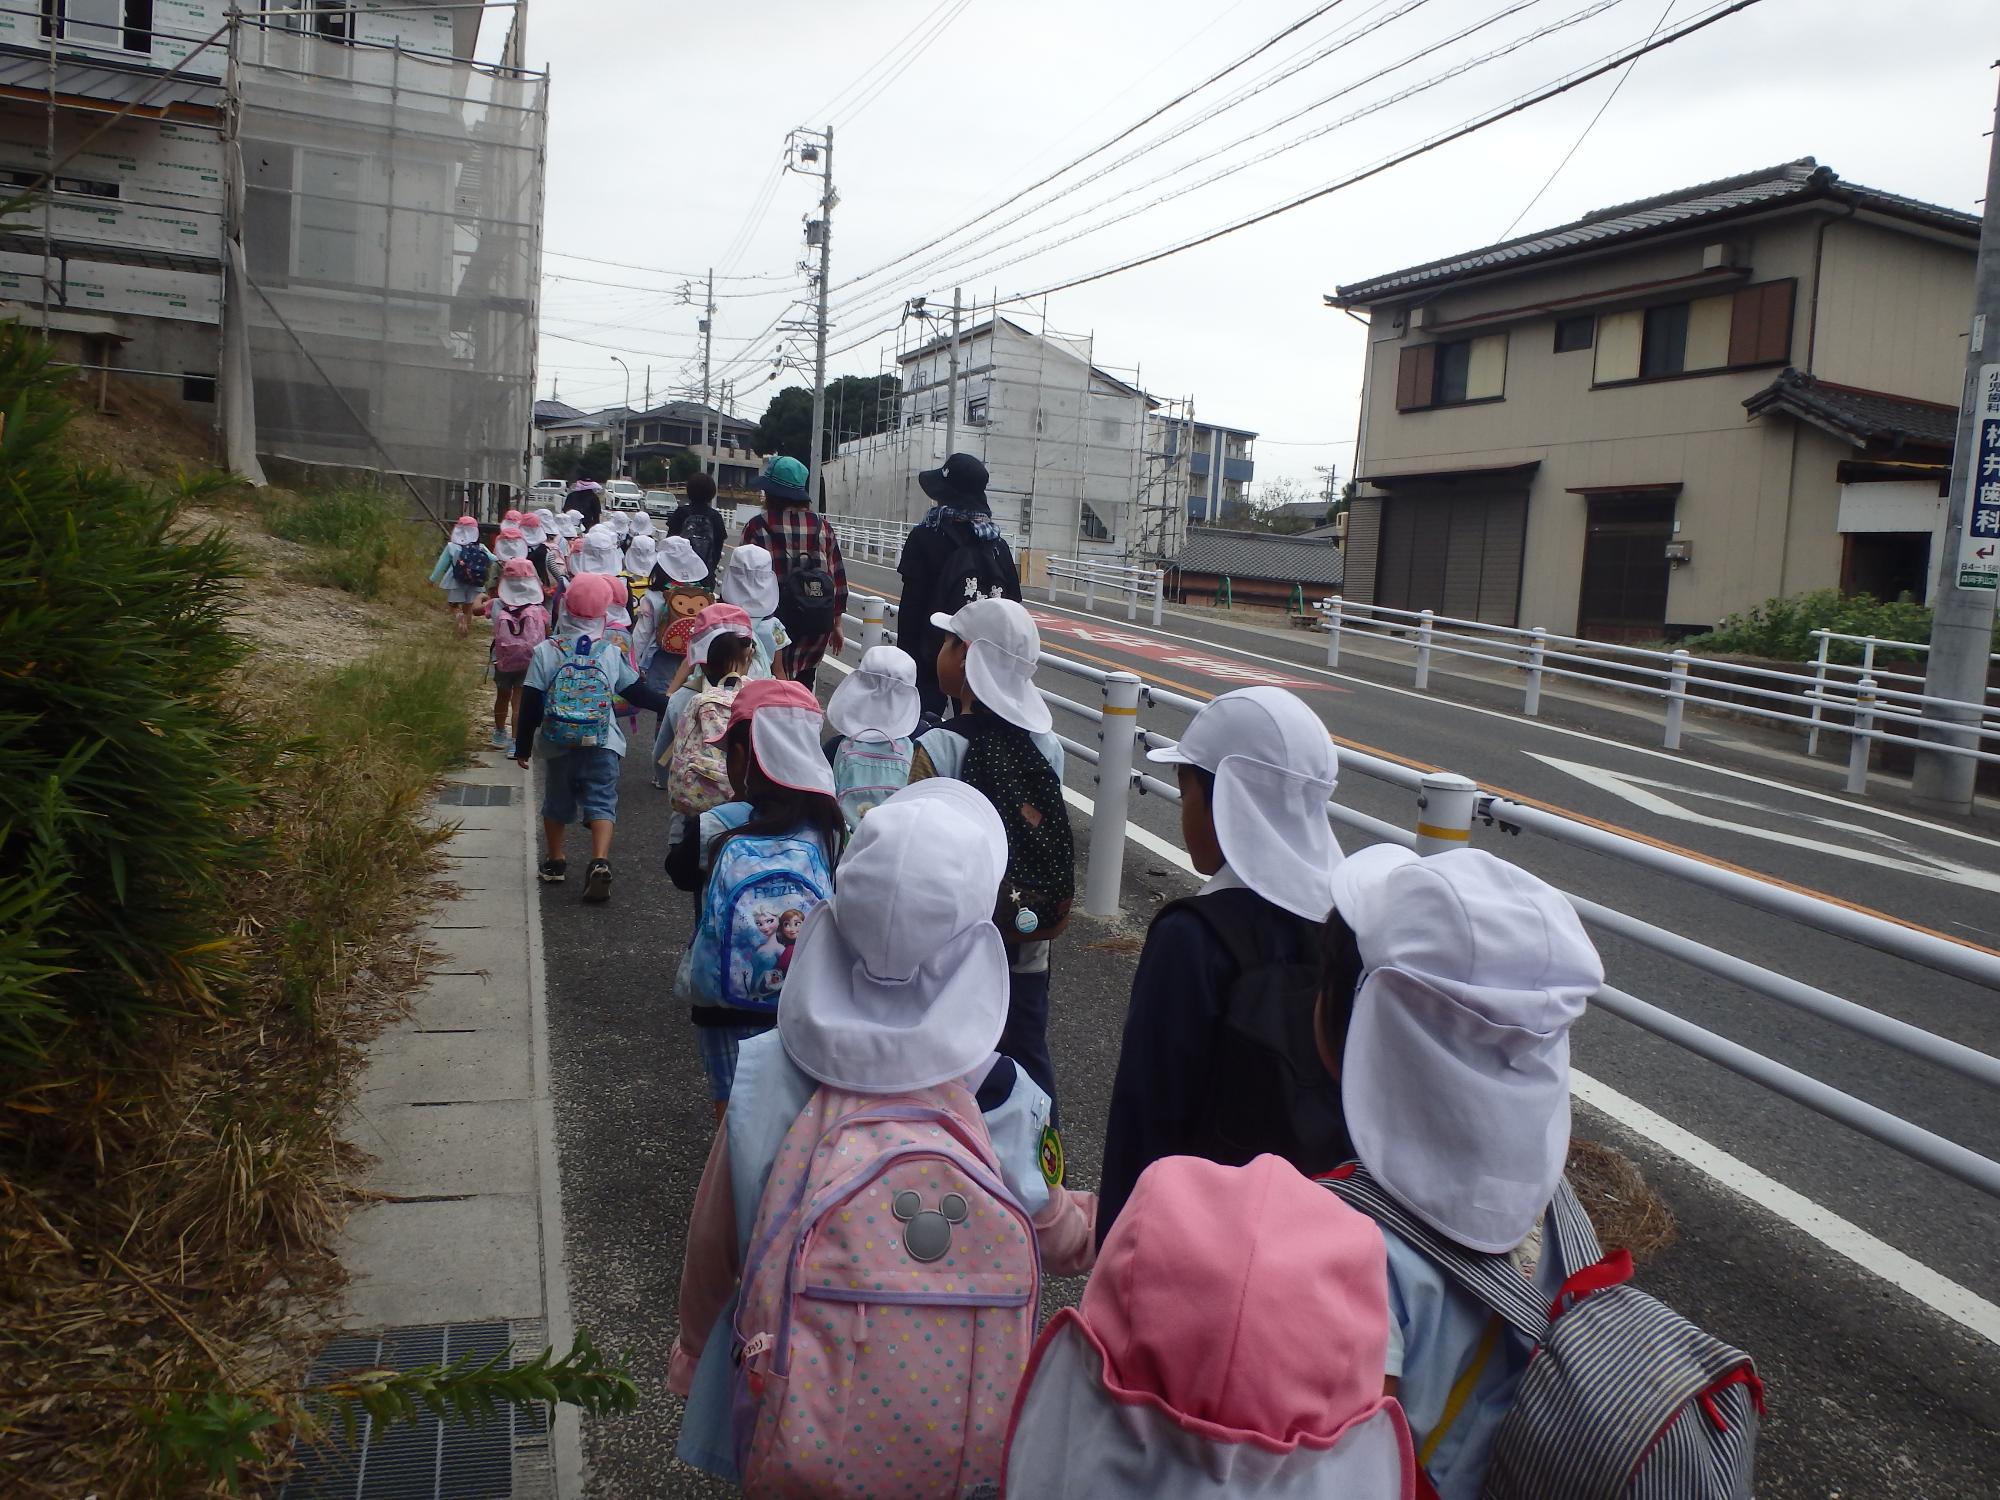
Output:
top-left (1322, 1163), bottom-right (1762, 1500)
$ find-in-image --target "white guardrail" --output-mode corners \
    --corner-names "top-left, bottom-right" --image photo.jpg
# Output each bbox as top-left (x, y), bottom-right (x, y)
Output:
top-left (1317, 597), bottom-right (2000, 799)
top-left (832, 588), bottom-right (2000, 1203)
top-left (825, 518), bottom-right (1163, 625)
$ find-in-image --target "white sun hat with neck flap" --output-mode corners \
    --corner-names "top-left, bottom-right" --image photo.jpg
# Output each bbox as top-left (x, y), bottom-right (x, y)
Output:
top-left (928, 596), bottom-right (1051, 733)
top-left (658, 535), bottom-right (708, 584)
top-left (623, 534), bottom-right (658, 578)
top-left (780, 779), bottom-right (1010, 1092)
top-left (579, 524), bottom-right (621, 575)
top-left (1147, 686), bottom-right (1343, 921)
top-left (720, 543), bottom-right (779, 618)
top-left (1332, 844), bottom-right (1604, 1254)
top-left (826, 645), bottom-right (921, 740)
top-left (449, 514), bottom-right (479, 547)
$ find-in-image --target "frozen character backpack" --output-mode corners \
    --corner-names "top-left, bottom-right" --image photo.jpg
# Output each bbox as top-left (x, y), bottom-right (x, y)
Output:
top-left (730, 1081), bottom-right (1040, 1498)
top-left (491, 603), bottom-right (548, 676)
top-left (831, 733), bottom-right (914, 834)
top-left (675, 830), bottom-right (832, 1014)
top-left (540, 636), bottom-right (616, 750)
top-left (665, 677), bottom-right (743, 816)
top-left (450, 539), bottom-right (491, 588)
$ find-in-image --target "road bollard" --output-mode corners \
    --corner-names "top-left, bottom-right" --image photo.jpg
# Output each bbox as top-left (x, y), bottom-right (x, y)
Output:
top-left (1415, 772), bottom-right (1478, 856)
top-left (1664, 649), bottom-right (1690, 750)
top-left (860, 594), bottom-right (885, 654)
top-left (1152, 569), bottom-right (1164, 627)
top-left (1524, 627), bottom-right (1547, 717)
top-left (1085, 569), bottom-right (1097, 612)
top-left (1325, 596), bottom-right (1342, 667)
top-left (1126, 570), bottom-right (1138, 622)
top-left (1847, 676), bottom-right (1876, 796)
top-left (1086, 672), bottom-right (1142, 917)
top-left (1415, 610), bottom-right (1435, 691)
top-left (1805, 630), bottom-right (1831, 757)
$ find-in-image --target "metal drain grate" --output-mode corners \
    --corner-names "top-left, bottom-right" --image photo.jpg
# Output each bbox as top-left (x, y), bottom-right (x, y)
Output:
top-left (281, 1320), bottom-right (551, 1499)
top-left (435, 783), bottom-right (515, 808)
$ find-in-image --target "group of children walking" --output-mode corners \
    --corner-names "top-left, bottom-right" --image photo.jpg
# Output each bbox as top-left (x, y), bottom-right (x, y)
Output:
top-left (432, 486), bottom-right (1760, 1499)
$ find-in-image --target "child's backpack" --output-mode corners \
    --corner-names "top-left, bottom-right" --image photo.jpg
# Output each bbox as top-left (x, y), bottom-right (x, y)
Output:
top-left (1321, 1164), bottom-right (1762, 1500)
top-left (730, 1082), bottom-right (1040, 1497)
top-left (677, 503), bottom-right (725, 576)
top-left (771, 515), bottom-right (840, 639)
top-left (929, 516), bottom-right (1011, 621)
top-left (675, 829), bottom-right (832, 1013)
top-left (491, 603), bottom-right (547, 675)
top-left (450, 540), bottom-right (491, 588)
top-left (1151, 891), bottom-right (1348, 1176)
top-left (540, 636), bottom-right (616, 750)
top-left (664, 677), bottom-right (742, 815)
top-left (953, 717), bottom-right (1074, 944)
top-left (831, 733), bottom-right (913, 833)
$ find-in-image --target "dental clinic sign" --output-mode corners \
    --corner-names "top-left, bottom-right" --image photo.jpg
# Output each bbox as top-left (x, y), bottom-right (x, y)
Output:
top-left (1960, 363), bottom-right (2000, 591)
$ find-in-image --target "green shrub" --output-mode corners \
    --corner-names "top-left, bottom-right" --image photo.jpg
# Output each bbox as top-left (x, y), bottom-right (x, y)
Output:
top-left (266, 487), bottom-right (423, 600)
top-left (1686, 588), bottom-right (1956, 666)
top-left (0, 332), bottom-right (266, 1063)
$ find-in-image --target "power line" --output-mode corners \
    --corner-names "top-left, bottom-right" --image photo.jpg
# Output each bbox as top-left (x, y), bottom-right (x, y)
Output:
top-left (541, 248), bottom-right (789, 281)
top-left (1017, 0), bottom-right (1768, 302)
top-left (828, 0), bottom-right (1357, 297)
top-left (1497, 0), bottom-right (1676, 239)
top-left (811, 0), bottom-right (958, 123)
top-left (831, 0), bottom-right (974, 130)
top-left (717, 155), bottom-right (789, 274)
top-left (543, 269), bottom-right (797, 300)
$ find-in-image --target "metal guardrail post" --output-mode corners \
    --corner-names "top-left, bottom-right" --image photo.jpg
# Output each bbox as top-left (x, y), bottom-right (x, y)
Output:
top-left (1415, 772), bottom-right (1478, 855)
top-left (1414, 610), bottom-right (1435, 690)
top-left (1664, 649), bottom-right (1690, 749)
top-left (1085, 567), bottom-right (1097, 612)
top-left (1524, 627), bottom-right (1547, 717)
top-left (1086, 672), bottom-right (1142, 916)
top-left (1325, 596), bottom-right (1343, 667)
top-left (860, 594), bottom-right (885, 653)
top-left (1847, 676), bottom-right (1876, 796)
top-left (1806, 630), bottom-right (1831, 756)
top-left (1125, 569), bottom-right (1138, 622)
top-left (1152, 569), bottom-right (1164, 627)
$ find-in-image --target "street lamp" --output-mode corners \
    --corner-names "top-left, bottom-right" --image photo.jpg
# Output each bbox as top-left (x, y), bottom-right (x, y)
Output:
top-left (610, 356), bottom-right (631, 477)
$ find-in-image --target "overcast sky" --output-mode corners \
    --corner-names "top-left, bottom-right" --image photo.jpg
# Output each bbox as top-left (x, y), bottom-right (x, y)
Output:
top-left (522, 0), bottom-right (1994, 490)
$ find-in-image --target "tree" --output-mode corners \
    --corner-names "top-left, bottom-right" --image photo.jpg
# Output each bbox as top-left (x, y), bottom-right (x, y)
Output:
top-left (755, 374), bottom-right (903, 462)
top-left (635, 457), bottom-right (668, 487)
top-left (755, 386), bottom-right (814, 463)
top-left (668, 450), bottom-right (702, 484)
top-left (574, 441), bottom-right (615, 484)
top-left (1243, 475), bottom-right (1324, 532)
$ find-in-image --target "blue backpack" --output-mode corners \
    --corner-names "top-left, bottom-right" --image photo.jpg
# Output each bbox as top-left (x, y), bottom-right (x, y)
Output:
top-left (831, 733), bottom-right (913, 833)
top-left (677, 829), bottom-right (833, 1014)
top-left (541, 635), bottom-right (616, 750)
top-left (450, 540), bottom-right (491, 588)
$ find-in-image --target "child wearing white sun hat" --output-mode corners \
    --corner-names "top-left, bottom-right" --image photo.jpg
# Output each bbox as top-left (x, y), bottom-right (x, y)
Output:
top-left (717, 542), bottom-right (789, 680)
top-left (1098, 685), bottom-right (1350, 1245)
top-left (822, 644), bottom-right (921, 831)
top-left (667, 778), bottom-right (1096, 1485)
top-left (427, 513), bottom-right (490, 637)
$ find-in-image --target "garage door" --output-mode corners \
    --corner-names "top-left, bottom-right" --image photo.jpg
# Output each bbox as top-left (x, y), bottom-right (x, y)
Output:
top-left (1374, 492), bottom-right (1529, 625)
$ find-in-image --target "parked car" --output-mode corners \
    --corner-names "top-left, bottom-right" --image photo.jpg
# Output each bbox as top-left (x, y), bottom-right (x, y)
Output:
top-left (643, 489), bottom-right (679, 518)
top-left (530, 478), bottom-right (567, 501)
top-left (605, 479), bottom-right (646, 511)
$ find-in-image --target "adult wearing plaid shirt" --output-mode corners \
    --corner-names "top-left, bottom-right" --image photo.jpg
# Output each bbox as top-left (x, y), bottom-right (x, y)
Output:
top-left (742, 455), bottom-right (847, 691)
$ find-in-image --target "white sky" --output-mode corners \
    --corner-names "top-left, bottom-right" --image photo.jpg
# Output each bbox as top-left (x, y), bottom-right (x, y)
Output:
top-left (521, 0), bottom-right (1995, 489)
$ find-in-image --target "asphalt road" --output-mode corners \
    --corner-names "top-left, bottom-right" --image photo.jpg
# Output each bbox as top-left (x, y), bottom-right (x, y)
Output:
top-left (534, 580), bottom-right (2000, 1496)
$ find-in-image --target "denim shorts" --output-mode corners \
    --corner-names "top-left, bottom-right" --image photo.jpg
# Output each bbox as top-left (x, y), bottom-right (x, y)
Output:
top-left (540, 746), bottom-right (622, 825)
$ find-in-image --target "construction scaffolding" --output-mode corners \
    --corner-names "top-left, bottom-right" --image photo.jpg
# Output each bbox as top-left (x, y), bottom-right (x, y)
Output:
top-left (1133, 393), bottom-right (1195, 563)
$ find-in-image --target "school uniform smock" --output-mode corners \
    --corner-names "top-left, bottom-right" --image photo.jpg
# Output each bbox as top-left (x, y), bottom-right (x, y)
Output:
top-left (666, 1031), bottom-right (1095, 1479)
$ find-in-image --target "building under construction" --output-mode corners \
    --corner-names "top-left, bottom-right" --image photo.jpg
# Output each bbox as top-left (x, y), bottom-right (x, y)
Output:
top-left (0, 1), bottom-right (545, 515)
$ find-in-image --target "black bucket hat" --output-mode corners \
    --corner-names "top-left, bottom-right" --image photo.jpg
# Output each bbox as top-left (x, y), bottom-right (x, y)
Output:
top-left (918, 452), bottom-right (989, 508)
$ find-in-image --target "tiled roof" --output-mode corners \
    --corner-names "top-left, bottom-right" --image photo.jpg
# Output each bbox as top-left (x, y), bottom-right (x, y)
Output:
top-left (1170, 527), bottom-right (1345, 587)
top-left (534, 398), bottom-right (584, 422)
top-left (1267, 498), bottom-right (1337, 521)
top-left (1743, 368), bottom-right (1959, 453)
top-left (630, 398), bottom-right (755, 429)
top-left (1331, 160), bottom-right (1978, 305)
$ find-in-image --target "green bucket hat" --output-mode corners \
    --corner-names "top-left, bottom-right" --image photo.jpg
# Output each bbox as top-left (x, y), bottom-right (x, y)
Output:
top-left (752, 454), bottom-right (812, 504)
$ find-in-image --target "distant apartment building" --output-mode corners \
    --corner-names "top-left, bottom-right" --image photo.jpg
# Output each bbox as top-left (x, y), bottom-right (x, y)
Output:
top-left (1329, 160), bottom-right (1975, 640)
top-left (1136, 414), bottom-right (1258, 557)
top-left (0, 1), bottom-right (546, 511)
top-left (823, 315), bottom-right (1150, 560)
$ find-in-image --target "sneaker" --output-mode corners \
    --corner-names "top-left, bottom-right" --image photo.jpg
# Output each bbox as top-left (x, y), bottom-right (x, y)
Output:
top-left (491, 726), bottom-right (511, 749)
top-left (581, 858), bottom-right (613, 904)
top-left (537, 859), bottom-right (567, 884)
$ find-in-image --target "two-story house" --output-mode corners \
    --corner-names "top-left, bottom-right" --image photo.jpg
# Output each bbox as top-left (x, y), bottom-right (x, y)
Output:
top-left (620, 399), bottom-right (760, 488)
top-left (1329, 159), bottom-right (1976, 640)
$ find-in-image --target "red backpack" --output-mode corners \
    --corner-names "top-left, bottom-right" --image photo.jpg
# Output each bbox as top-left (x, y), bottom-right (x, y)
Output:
top-left (491, 603), bottom-right (548, 674)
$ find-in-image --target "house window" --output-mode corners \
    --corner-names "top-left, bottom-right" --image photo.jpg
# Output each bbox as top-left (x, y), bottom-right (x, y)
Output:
top-left (1079, 502), bottom-right (1112, 542)
top-left (1640, 303), bottom-right (1688, 378)
top-left (965, 395), bottom-right (988, 427)
top-left (41, 0), bottom-right (152, 52)
top-left (1553, 315), bottom-right (1593, 353)
top-left (311, 0), bottom-right (350, 40)
top-left (1395, 332), bottom-right (1506, 411)
top-left (1594, 280), bottom-right (1795, 384)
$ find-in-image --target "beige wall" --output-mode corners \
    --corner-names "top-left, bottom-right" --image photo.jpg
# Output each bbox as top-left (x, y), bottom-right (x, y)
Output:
top-left (1349, 210), bottom-right (1957, 633)
top-left (1809, 217), bottom-right (1973, 403)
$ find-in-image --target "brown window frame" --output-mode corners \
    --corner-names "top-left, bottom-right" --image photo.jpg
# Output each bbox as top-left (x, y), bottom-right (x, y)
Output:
top-left (1395, 336), bottom-right (1504, 412)
top-left (1592, 278), bottom-right (1797, 390)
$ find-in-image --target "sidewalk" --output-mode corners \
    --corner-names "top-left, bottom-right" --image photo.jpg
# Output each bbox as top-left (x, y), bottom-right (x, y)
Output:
top-left (283, 745), bottom-right (583, 1499)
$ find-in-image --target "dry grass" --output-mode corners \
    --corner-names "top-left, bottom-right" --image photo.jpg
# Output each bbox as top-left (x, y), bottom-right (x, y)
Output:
top-left (1568, 1137), bottom-right (1679, 1262)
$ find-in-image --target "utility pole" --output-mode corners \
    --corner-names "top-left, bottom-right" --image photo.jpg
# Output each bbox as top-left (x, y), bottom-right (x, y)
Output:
top-left (1914, 72), bottom-right (2000, 814)
top-left (789, 125), bottom-right (835, 509)
top-left (643, 366), bottom-right (652, 411)
top-left (699, 266), bottom-right (716, 478)
top-left (945, 286), bottom-right (963, 458)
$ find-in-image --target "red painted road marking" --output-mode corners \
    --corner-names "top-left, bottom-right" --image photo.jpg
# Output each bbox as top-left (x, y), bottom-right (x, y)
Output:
top-left (1029, 610), bottom-right (1341, 692)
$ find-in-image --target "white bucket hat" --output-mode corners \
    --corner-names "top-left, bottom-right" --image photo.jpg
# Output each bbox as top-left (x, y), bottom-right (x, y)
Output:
top-left (449, 514), bottom-right (479, 547)
top-left (658, 535), bottom-right (709, 584)
top-left (720, 544), bottom-right (779, 619)
top-left (552, 510), bottom-right (580, 540)
top-left (608, 508), bottom-right (631, 538)
top-left (1147, 687), bottom-right (1343, 920)
top-left (1332, 845), bottom-right (1604, 1254)
top-left (534, 506), bottom-right (559, 535)
top-left (493, 524), bottom-right (528, 562)
top-left (623, 534), bottom-right (658, 577)
top-left (827, 646), bottom-right (921, 741)
top-left (780, 780), bottom-right (1010, 1092)
top-left (929, 596), bottom-right (1051, 734)
top-left (579, 524), bottom-right (621, 575)
top-left (629, 509), bottom-right (654, 536)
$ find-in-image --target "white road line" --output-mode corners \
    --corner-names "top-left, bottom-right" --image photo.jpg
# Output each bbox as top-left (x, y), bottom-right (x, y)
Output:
top-left (847, 564), bottom-right (2000, 854)
top-left (828, 649), bottom-right (2000, 1346)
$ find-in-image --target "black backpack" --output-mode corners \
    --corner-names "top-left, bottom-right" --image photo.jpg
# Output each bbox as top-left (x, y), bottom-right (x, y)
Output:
top-left (675, 504), bottom-right (725, 576)
top-left (952, 715), bottom-right (1073, 945)
top-left (772, 516), bottom-right (840, 640)
top-left (1156, 892), bottom-right (1351, 1175)
top-left (930, 518), bottom-right (1011, 621)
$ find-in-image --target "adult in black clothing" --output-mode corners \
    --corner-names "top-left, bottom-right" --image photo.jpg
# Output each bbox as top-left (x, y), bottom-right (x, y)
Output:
top-left (563, 480), bottom-right (602, 530)
top-left (667, 471), bottom-right (727, 587)
top-left (895, 452), bottom-right (1022, 718)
